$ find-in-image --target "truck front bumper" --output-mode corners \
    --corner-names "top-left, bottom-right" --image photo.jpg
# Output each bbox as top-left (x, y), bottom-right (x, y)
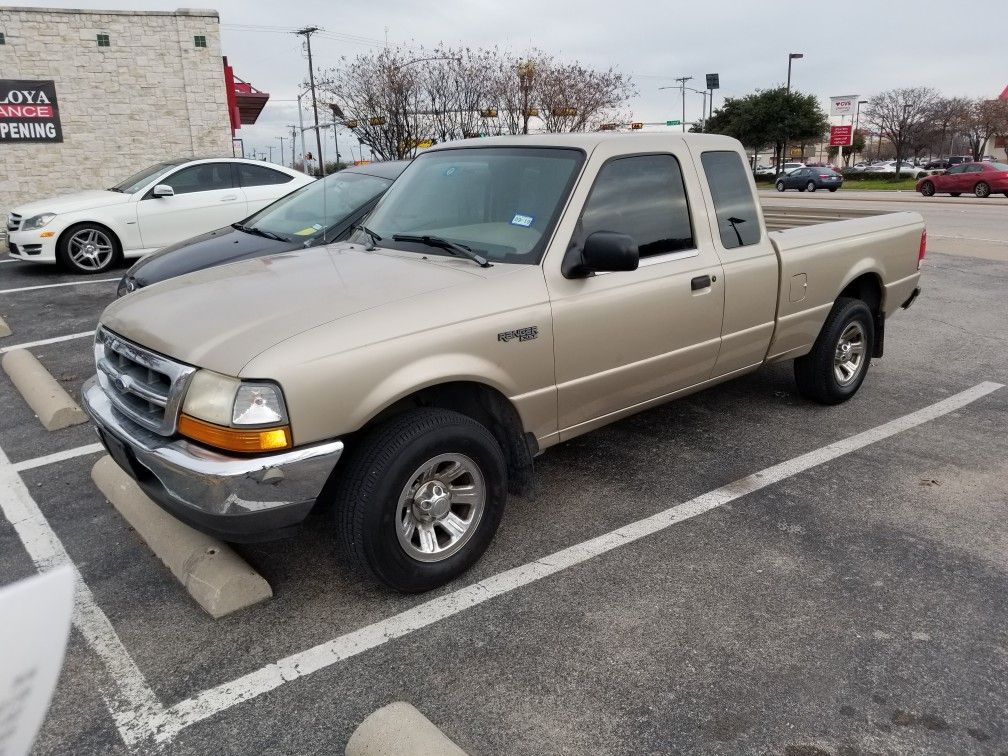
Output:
top-left (81, 377), bottom-right (343, 542)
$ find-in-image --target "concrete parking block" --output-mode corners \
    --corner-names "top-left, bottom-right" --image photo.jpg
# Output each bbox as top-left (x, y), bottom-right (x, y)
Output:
top-left (0, 316), bottom-right (10, 338)
top-left (90, 455), bottom-right (273, 618)
top-left (1, 348), bottom-right (87, 430)
top-left (346, 702), bottom-right (468, 756)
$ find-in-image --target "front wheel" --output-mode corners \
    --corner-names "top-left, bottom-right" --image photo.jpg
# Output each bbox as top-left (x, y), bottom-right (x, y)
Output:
top-left (919, 181), bottom-right (935, 197)
top-left (776, 181), bottom-right (786, 192)
top-left (57, 223), bottom-right (122, 274)
top-left (333, 408), bottom-right (507, 593)
top-left (974, 182), bottom-right (990, 198)
top-left (794, 297), bottom-right (874, 405)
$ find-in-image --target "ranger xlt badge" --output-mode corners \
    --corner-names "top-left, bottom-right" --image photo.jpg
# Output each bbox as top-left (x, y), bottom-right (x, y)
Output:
top-left (498, 326), bottom-right (539, 343)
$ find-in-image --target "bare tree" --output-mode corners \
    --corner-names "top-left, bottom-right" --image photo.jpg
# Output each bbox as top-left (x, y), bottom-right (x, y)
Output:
top-left (865, 87), bottom-right (940, 176)
top-left (962, 97), bottom-right (1008, 160)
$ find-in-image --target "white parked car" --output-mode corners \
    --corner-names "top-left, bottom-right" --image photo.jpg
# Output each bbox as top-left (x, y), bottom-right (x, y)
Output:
top-left (5, 158), bottom-right (314, 273)
top-left (865, 161), bottom-right (925, 178)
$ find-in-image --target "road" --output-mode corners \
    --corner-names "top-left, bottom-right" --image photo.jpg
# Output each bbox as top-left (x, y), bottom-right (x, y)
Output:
top-left (760, 190), bottom-right (1008, 262)
top-left (0, 195), bottom-right (1006, 755)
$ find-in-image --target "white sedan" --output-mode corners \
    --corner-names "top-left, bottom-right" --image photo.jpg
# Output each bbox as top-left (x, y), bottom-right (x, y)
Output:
top-left (864, 161), bottom-right (926, 179)
top-left (6, 158), bottom-right (313, 273)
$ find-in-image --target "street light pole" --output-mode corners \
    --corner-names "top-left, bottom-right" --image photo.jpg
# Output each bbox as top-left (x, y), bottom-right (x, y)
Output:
top-left (277, 136), bottom-right (286, 167)
top-left (854, 99), bottom-right (867, 162)
top-left (296, 91), bottom-right (308, 169)
top-left (675, 76), bottom-right (692, 133)
top-left (295, 26), bottom-right (326, 177)
top-left (778, 52), bottom-right (804, 175)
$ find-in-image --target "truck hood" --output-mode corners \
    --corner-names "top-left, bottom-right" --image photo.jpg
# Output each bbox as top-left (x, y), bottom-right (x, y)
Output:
top-left (12, 189), bottom-right (130, 217)
top-left (100, 243), bottom-right (490, 376)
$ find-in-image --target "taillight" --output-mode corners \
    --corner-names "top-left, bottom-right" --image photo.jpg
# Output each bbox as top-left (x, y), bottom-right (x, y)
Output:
top-left (918, 229), bottom-right (927, 268)
top-left (819, 174), bottom-right (830, 179)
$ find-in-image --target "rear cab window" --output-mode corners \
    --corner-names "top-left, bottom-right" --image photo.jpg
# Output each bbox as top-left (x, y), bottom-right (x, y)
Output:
top-left (700, 151), bottom-right (762, 249)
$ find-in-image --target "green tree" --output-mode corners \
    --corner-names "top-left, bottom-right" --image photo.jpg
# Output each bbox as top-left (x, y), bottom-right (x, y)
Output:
top-left (704, 87), bottom-right (828, 165)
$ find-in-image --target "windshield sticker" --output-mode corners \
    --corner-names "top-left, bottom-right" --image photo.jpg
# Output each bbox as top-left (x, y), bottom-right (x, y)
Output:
top-left (444, 166), bottom-right (457, 176)
top-left (294, 224), bottom-right (323, 236)
top-left (511, 213), bottom-right (534, 228)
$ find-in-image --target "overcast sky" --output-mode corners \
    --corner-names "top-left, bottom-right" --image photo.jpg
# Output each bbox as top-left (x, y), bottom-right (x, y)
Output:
top-left (25, 0), bottom-right (1008, 161)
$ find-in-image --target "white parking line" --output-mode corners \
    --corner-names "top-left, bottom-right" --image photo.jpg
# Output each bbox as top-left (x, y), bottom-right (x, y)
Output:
top-left (139, 380), bottom-right (1002, 745)
top-left (0, 330), bottom-right (94, 354)
top-left (13, 442), bottom-right (104, 472)
top-left (0, 446), bottom-right (164, 750)
top-left (0, 278), bottom-right (118, 294)
top-left (0, 259), bottom-right (21, 264)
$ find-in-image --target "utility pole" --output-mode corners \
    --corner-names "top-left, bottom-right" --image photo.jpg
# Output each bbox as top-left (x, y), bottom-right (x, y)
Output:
top-left (295, 26), bottom-right (326, 177)
top-left (277, 136), bottom-right (286, 167)
top-left (290, 125), bottom-right (297, 168)
top-left (674, 76), bottom-right (692, 133)
top-left (296, 93), bottom-right (307, 169)
top-left (267, 145), bottom-right (274, 163)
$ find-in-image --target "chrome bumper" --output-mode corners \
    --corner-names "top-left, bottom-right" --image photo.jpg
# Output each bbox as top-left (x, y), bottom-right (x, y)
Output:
top-left (81, 377), bottom-right (343, 541)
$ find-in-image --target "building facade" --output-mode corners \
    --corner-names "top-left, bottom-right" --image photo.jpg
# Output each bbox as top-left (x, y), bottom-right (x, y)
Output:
top-left (0, 6), bottom-right (233, 223)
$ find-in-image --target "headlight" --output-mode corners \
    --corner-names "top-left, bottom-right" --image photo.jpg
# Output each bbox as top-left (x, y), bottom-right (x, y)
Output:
top-left (23, 213), bottom-right (56, 230)
top-left (180, 370), bottom-right (291, 452)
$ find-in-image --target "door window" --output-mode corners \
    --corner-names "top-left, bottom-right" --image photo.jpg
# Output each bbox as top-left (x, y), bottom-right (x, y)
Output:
top-left (701, 150), bottom-right (762, 249)
top-left (965, 164), bottom-right (983, 173)
top-left (947, 165), bottom-right (968, 175)
top-left (578, 154), bottom-right (694, 258)
top-left (238, 163), bottom-right (295, 187)
top-left (160, 163), bottom-right (233, 195)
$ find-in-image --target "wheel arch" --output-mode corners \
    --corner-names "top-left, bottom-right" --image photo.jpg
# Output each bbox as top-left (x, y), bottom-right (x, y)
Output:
top-left (55, 220), bottom-right (123, 264)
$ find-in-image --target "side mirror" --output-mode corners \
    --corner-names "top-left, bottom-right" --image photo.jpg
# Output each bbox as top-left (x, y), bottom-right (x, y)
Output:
top-left (562, 231), bottom-right (639, 279)
top-left (152, 184), bottom-right (174, 198)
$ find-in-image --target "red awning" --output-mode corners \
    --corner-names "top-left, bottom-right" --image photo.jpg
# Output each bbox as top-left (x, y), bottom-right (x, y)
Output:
top-left (223, 56), bottom-right (270, 134)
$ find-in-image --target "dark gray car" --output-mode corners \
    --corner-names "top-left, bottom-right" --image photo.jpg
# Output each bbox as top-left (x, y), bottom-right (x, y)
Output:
top-left (776, 166), bottom-right (844, 193)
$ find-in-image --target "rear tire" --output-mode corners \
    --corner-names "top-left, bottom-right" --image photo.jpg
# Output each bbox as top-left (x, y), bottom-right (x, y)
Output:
top-left (828, 187), bottom-right (838, 192)
top-left (776, 181), bottom-right (786, 192)
top-left (974, 182), bottom-right (990, 198)
top-left (806, 181), bottom-right (817, 192)
top-left (919, 181), bottom-right (935, 197)
top-left (794, 297), bottom-right (874, 405)
top-left (950, 192), bottom-right (961, 197)
top-left (332, 408), bottom-right (507, 593)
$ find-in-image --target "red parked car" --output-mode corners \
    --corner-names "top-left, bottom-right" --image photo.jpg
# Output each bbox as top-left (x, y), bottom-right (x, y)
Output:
top-left (916, 161), bottom-right (1008, 198)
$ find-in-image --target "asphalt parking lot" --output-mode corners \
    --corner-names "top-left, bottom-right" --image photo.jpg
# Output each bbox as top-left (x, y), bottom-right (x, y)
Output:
top-left (1, 198), bottom-right (1006, 755)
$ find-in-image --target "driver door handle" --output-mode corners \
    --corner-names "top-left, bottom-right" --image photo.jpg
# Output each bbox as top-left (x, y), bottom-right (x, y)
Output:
top-left (221, 195), bottom-right (238, 202)
top-left (691, 275), bottom-right (712, 291)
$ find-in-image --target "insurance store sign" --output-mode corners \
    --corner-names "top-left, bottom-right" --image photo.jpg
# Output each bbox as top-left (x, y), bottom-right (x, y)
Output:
top-left (0, 80), bottom-right (64, 143)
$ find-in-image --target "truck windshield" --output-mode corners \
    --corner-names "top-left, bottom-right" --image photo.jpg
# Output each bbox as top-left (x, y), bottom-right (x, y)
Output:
top-left (241, 171), bottom-right (393, 243)
top-left (355, 147), bottom-right (584, 265)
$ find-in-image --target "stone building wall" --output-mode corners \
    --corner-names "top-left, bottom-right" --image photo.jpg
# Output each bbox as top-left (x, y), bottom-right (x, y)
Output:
top-left (0, 6), bottom-right (232, 225)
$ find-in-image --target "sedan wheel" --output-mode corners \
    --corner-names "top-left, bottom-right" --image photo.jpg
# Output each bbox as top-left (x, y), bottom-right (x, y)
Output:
top-left (974, 182), bottom-right (991, 198)
top-left (58, 223), bottom-right (121, 274)
top-left (920, 181), bottom-right (935, 197)
top-left (806, 181), bottom-right (817, 192)
top-left (776, 181), bottom-right (786, 192)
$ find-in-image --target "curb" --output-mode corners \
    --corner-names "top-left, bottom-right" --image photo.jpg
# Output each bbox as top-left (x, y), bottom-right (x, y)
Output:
top-left (346, 702), bottom-right (468, 756)
top-left (0, 316), bottom-right (10, 338)
top-left (1, 348), bottom-right (87, 430)
top-left (90, 455), bottom-right (273, 618)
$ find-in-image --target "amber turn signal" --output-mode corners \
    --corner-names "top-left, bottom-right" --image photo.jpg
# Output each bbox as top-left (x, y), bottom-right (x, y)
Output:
top-left (178, 414), bottom-right (291, 453)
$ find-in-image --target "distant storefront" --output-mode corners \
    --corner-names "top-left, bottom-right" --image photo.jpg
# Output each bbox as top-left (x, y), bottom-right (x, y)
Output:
top-left (0, 6), bottom-right (267, 223)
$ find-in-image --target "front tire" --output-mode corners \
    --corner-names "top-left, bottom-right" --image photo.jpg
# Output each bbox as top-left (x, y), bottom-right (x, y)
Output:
top-left (776, 181), bottom-right (786, 192)
top-left (974, 182), bottom-right (990, 198)
top-left (333, 408), bottom-right (507, 593)
top-left (57, 223), bottom-right (122, 274)
top-left (919, 181), bottom-right (935, 197)
top-left (794, 297), bottom-right (874, 405)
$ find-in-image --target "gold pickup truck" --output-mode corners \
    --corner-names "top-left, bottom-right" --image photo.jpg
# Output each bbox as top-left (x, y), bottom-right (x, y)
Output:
top-left (83, 133), bottom-right (924, 592)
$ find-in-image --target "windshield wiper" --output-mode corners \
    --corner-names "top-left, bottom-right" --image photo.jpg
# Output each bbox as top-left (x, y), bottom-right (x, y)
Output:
top-left (355, 225), bottom-right (381, 251)
top-left (232, 223), bottom-right (287, 242)
top-left (392, 234), bottom-right (492, 268)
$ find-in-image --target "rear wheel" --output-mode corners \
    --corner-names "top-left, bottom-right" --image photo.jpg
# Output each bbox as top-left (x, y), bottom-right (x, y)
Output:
top-left (919, 181), bottom-right (935, 197)
top-left (828, 187), bottom-right (838, 192)
top-left (794, 297), bottom-right (874, 405)
top-left (806, 181), bottom-right (817, 192)
top-left (974, 182), bottom-right (991, 198)
top-left (57, 223), bottom-right (122, 274)
top-left (950, 192), bottom-right (961, 197)
top-left (776, 181), bottom-right (786, 192)
top-left (333, 408), bottom-right (507, 593)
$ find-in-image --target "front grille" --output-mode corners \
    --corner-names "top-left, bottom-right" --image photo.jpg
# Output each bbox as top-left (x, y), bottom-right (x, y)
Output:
top-left (7, 213), bottom-right (21, 232)
top-left (94, 327), bottom-right (195, 435)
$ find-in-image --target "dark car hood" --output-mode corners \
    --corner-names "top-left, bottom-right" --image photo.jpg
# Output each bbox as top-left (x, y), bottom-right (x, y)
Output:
top-left (127, 226), bottom-right (300, 287)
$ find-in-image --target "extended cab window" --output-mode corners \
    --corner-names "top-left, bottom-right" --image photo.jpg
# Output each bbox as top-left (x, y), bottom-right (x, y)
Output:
top-left (239, 163), bottom-right (294, 187)
top-left (161, 163), bottom-right (232, 195)
top-left (579, 154), bottom-right (694, 258)
top-left (701, 151), bottom-right (761, 249)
